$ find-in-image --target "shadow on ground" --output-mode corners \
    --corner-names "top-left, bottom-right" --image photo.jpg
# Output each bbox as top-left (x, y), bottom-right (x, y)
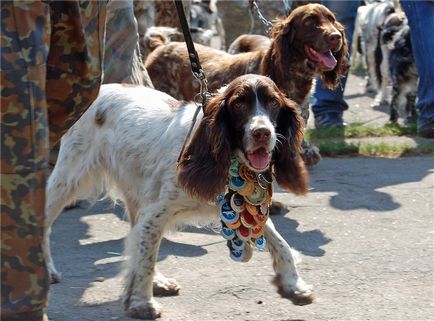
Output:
top-left (309, 156), bottom-right (433, 212)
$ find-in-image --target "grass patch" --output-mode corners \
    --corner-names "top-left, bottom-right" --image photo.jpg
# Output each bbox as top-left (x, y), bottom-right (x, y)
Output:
top-left (315, 141), bottom-right (359, 156)
top-left (350, 64), bottom-right (367, 76)
top-left (317, 141), bottom-right (434, 158)
top-left (306, 122), bottom-right (417, 140)
top-left (306, 122), bottom-right (432, 157)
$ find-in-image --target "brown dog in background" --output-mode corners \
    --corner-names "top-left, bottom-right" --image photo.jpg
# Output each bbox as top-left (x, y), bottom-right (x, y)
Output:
top-left (145, 3), bottom-right (349, 167)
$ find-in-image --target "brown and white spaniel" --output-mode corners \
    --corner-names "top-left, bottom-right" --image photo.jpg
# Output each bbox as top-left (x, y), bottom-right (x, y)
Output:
top-left (43, 75), bottom-right (312, 320)
top-left (145, 3), bottom-right (349, 166)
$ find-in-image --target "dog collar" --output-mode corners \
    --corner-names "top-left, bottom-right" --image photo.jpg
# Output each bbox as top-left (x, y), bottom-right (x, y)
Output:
top-left (219, 154), bottom-right (273, 262)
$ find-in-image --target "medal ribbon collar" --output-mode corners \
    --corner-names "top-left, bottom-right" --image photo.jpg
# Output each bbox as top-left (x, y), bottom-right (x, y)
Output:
top-left (219, 154), bottom-right (273, 262)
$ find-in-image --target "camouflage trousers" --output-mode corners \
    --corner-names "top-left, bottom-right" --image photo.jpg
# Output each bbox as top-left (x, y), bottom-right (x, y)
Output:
top-left (103, 0), bottom-right (153, 87)
top-left (1, 1), bottom-right (106, 320)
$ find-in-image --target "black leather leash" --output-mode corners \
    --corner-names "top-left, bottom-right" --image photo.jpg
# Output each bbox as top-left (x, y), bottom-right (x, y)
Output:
top-left (174, 0), bottom-right (210, 164)
top-left (174, 0), bottom-right (209, 106)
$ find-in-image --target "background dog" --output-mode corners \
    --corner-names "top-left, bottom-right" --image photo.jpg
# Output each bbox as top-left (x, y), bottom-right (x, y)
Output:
top-left (352, 0), bottom-right (396, 105)
top-left (227, 34), bottom-right (271, 54)
top-left (380, 13), bottom-right (418, 123)
top-left (145, 4), bottom-right (349, 167)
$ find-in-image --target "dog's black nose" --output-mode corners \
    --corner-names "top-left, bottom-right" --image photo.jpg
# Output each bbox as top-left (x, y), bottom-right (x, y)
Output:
top-left (253, 128), bottom-right (271, 141)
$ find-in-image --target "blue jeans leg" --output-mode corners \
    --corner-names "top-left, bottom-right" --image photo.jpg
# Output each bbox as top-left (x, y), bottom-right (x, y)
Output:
top-left (311, 0), bottom-right (360, 117)
top-left (401, 1), bottom-right (434, 128)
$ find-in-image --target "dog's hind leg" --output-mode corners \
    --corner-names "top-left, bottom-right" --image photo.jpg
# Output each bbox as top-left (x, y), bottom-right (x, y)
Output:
top-left (43, 176), bottom-right (72, 283)
top-left (43, 136), bottom-right (100, 283)
top-left (43, 172), bottom-right (82, 283)
top-left (264, 219), bottom-right (314, 306)
top-left (123, 202), bottom-right (171, 320)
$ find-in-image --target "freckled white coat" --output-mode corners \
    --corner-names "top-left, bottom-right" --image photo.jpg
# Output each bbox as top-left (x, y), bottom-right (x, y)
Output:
top-left (43, 76), bottom-right (313, 320)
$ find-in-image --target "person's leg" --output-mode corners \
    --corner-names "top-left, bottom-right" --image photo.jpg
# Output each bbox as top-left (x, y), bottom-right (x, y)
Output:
top-left (1, 2), bottom-right (106, 320)
top-left (312, 0), bottom-right (360, 128)
top-left (46, 1), bottom-right (106, 145)
top-left (103, 0), bottom-right (154, 86)
top-left (401, 1), bottom-right (434, 138)
top-left (1, 3), bottom-right (51, 320)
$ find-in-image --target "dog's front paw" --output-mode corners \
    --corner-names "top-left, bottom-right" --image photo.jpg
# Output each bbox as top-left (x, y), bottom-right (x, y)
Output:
top-left (153, 276), bottom-right (180, 297)
top-left (272, 275), bottom-right (314, 306)
top-left (300, 142), bottom-right (321, 167)
top-left (279, 286), bottom-right (314, 306)
top-left (125, 297), bottom-right (162, 320)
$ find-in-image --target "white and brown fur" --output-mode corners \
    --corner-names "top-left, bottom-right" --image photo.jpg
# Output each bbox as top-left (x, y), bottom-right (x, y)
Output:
top-left (43, 75), bottom-right (313, 320)
top-left (145, 4), bottom-right (349, 167)
top-left (380, 13), bottom-right (418, 123)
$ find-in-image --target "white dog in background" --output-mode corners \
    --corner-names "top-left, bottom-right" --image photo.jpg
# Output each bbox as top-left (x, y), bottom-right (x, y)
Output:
top-left (352, 0), bottom-right (396, 105)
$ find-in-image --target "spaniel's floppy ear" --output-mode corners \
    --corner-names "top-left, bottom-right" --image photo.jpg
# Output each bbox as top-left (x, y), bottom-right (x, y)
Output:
top-left (321, 20), bottom-right (350, 89)
top-left (269, 16), bottom-right (296, 69)
top-left (273, 97), bottom-right (309, 195)
top-left (177, 96), bottom-right (232, 201)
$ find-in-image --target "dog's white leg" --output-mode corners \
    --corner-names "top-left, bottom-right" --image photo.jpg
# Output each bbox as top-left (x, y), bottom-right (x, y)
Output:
top-left (367, 49), bottom-right (379, 91)
top-left (123, 203), bottom-right (170, 320)
top-left (264, 219), bottom-right (314, 305)
top-left (378, 46), bottom-right (391, 106)
top-left (43, 195), bottom-right (65, 284)
top-left (43, 166), bottom-right (84, 283)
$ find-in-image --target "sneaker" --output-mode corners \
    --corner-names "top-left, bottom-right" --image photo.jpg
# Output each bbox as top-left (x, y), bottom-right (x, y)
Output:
top-left (417, 119), bottom-right (434, 138)
top-left (314, 112), bottom-right (346, 128)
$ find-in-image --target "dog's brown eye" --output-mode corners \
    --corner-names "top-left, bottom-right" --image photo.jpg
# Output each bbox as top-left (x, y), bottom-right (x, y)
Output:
top-left (233, 100), bottom-right (246, 110)
top-left (269, 98), bottom-right (280, 109)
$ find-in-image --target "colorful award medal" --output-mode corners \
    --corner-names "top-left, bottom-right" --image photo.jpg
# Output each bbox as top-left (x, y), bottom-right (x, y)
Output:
top-left (229, 176), bottom-right (246, 191)
top-left (230, 193), bottom-right (245, 212)
top-left (221, 226), bottom-right (236, 240)
top-left (219, 154), bottom-right (273, 262)
top-left (220, 200), bottom-right (239, 225)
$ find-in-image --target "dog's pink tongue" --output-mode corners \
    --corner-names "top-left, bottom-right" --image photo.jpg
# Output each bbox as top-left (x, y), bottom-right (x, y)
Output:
top-left (247, 148), bottom-right (271, 170)
top-left (319, 50), bottom-right (338, 69)
top-left (305, 45), bottom-right (337, 70)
